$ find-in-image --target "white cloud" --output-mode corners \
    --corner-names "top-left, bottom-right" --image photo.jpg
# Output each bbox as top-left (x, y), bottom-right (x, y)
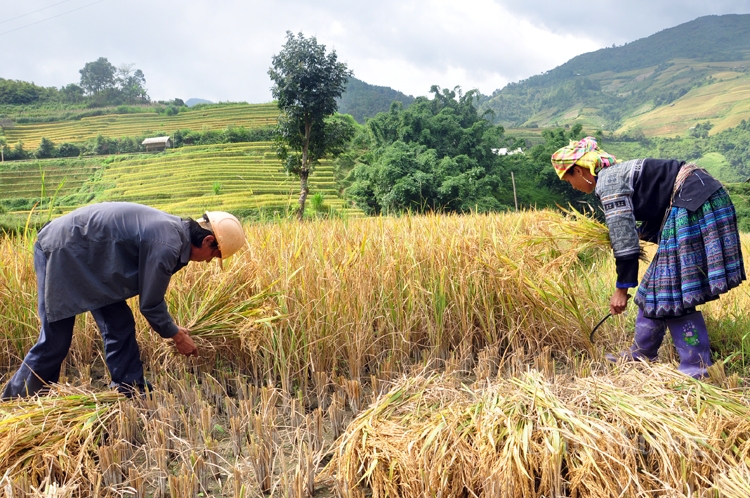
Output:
top-left (1, 0), bottom-right (749, 103)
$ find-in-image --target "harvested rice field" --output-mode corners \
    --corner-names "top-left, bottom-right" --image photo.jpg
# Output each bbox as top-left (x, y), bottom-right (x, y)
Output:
top-left (0, 210), bottom-right (748, 497)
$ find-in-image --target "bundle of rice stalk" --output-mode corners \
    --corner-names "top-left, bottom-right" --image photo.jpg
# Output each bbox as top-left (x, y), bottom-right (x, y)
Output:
top-left (513, 366), bottom-right (750, 495)
top-left (522, 207), bottom-right (612, 268)
top-left (0, 388), bottom-right (123, 491)
top-left (321, 375), bottom-right (480, 497)
top-left (321, 365), bottom-right (750, 498)
top-left (170, 266), bottom-right (283, 352)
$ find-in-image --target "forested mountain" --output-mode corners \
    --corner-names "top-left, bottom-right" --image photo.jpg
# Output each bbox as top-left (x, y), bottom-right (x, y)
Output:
top-left (479, 14), bottom-right (750, 136)
top-left (337, 77), bottom-right (415, 123)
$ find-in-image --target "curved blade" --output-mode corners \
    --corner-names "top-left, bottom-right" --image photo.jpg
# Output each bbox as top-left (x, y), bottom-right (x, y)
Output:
top-left (589, 313), bottom-right (611, 343)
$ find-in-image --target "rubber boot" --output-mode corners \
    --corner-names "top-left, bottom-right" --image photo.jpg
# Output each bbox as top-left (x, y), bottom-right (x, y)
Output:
top-left (665, 311), bottom-right (713, 379)
top-left (606, 308), bottom-right (666, 363)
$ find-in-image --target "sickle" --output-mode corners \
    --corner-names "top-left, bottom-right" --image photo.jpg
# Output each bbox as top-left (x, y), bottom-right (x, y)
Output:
top-left (589, 313), bottom-right (611, 343)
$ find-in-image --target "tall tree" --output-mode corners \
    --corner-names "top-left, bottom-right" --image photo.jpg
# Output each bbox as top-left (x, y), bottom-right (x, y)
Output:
top-left (79, 57), bottom-right (116, 96)
top-left (117, 63), bottom-right (149, 103)
top-left (268, 31), bottom-right (353, 220)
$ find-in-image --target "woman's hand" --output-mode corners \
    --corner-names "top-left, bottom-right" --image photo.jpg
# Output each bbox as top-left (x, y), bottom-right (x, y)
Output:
top-left (609, 288), bottom-right (631, 315)
top-left (172, 327), bottom-right (199, 357)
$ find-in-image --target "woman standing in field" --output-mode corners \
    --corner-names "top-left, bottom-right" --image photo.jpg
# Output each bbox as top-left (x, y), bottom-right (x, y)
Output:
top-left (551, 137), bottom-right (745, 378)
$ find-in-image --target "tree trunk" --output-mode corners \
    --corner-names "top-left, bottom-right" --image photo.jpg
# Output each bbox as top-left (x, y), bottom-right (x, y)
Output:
top-left (297, 168), bottom-right (309, 221)
top-left (297, 117), bottom-right (312, 221)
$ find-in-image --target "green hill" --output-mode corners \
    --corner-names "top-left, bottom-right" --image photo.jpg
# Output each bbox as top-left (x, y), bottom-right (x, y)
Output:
top-left (480, 14), bottom-right (750, 137)
top-left (337, 77), bottom-right (415, 123)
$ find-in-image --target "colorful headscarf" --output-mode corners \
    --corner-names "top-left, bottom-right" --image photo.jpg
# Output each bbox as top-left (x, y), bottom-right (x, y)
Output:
top-left (550, 136), bottom-right (618, 180)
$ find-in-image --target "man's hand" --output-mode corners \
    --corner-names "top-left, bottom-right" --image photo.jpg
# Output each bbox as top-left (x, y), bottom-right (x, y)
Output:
top-left (172, 327), bottom-right (198, 357)
top-left (609, 288), bottom-right (631, 315)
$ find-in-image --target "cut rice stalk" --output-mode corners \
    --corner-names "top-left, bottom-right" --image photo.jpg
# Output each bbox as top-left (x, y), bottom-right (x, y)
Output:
top-left (321, 365), bottom-right (750, 498)
top-left (0, 388), bottom-right (123, 491)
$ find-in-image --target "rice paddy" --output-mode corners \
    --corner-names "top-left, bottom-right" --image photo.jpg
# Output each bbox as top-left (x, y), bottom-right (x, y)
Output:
top-left (1, 103), bottom-right (279, 150)
top-left (616, 67), bottom-right (750, 137)
top-left (0, 142), bottom-right (360, 227)
top-left (0, 210), bottom-right (748, 497)
top-left (93, 142), bottom-right (354, 216)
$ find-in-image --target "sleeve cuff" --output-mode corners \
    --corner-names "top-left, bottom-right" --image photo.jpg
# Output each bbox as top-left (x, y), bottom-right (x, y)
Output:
top-left (615, 254), bottom-right (639, 288)
top-left (157, 323), bottom-right (179, 339)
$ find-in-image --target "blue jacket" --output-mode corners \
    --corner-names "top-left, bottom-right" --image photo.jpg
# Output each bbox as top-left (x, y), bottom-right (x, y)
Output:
top-left (36, 202), bottom-right (191, 337)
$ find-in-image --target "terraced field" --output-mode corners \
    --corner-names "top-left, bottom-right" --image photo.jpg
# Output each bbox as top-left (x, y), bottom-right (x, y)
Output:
top-left (96, 142), bottom-right (356, 216)
top-left (617, 69), bottom-right (750, 137)
top-left (0, 142), bottom-right (359, 226)
top-left (0, 159), bottom-right (100, 202)
top-left (2, 103), bottom-right (279, 149)
top-left (0, 103), bottom-right (361, 227)
top-left (511, 59), bottom-right (750, 138)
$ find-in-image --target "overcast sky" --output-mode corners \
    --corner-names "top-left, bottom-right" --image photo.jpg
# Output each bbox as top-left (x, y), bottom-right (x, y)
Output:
top-left (3, 0), bottom-right (750, 103)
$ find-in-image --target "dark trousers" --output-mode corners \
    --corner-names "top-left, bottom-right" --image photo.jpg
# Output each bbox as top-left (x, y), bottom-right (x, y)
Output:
top-left (1, 244), bottom-right (146, 399)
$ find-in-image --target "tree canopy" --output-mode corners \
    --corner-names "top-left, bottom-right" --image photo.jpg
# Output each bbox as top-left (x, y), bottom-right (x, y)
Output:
top-left (116, 64), bottom-right (148, 104)
top-left (0, 58), bottom-right (149, 107)
top-left (79, 57), bottom-right (117, 96)
top-left (347, 86), bottom-right (513, 214)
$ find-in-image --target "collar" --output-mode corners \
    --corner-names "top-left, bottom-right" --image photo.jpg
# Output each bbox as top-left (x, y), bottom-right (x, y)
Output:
top-left (178, 220), bottom-right (193, 265)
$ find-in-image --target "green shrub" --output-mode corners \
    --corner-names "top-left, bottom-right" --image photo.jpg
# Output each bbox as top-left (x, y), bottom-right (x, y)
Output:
top-left (310, 192), bottom-right (325, 211)
top-left (57, 143), bottom-right (81, 157)
top-left (34, 137), bottom-right (55, 158)
top-left (5, 141), bottom-right (29, 160)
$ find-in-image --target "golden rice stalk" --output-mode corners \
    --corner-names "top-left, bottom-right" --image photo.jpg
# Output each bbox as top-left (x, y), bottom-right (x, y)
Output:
top-left (321, 364), bottom-right (750, 498)
top-left (0, 387), bottom-right (123, 491)
top-left (714, 464), bottom-right (750, 498)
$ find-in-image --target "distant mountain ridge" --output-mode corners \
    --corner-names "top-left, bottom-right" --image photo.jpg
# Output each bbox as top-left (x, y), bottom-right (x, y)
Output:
top-left (480, 14), bottom-right (750, 136)
top-left (337, 77), bottom-right (415, 123)
top-left (186, 98), bottom-right (213, 107)
top-left (545, 14), bottom-right (750, 78)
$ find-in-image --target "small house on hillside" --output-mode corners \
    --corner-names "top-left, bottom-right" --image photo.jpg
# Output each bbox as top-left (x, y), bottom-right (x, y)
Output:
top-left (142, 136), bottom-right (172, 152)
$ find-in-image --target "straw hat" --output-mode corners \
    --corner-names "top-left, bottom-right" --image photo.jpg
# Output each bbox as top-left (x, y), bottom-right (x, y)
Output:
top-left (200, 211), bottom-right (246, 260)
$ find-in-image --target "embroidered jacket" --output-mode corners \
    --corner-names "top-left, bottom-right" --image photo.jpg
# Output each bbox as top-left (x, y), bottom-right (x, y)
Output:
top-left (595, 159), bottom-right (722, 288)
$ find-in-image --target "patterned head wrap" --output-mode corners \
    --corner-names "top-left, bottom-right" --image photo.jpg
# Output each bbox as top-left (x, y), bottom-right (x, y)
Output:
top-left (550, 136), bottom-right (618, 180)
